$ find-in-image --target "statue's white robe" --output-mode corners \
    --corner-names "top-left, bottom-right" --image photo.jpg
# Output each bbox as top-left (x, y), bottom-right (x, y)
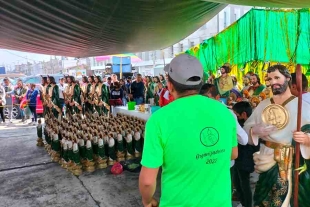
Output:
top-left (243, 98), bottom-right (310, 207)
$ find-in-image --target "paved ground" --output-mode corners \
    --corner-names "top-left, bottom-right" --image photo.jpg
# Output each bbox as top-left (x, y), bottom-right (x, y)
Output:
top-left (0, 120), bottom-right (258, 207)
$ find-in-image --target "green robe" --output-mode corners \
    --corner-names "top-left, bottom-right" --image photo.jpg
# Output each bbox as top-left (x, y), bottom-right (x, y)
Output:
top-left (134, 138), bottom-right (142, 153)
top-left (52, 134), bottom-right (60, 152)
top-left (37, 124), bottom-right (43, 138)
top-left (85, 84), bottom-right (93, 113)
top-left (95, 83), bottom-right (109, 115)
top-left (92, 138), bottom-right (98, 156)
top-left (67, 142), bottom-right (73, 162)
top-left (117, 140), bottom-right (124, 153)
top-left (248, 84), bottom-right (266, 96)
top-left (146, 82), bottom-right (155, 102)
top-left (44, 127), bottom-right (48, 143)
top-left (72, 143), bottom-right (81, 165)
top-left (50, 84), bottom-right (61, 118)
top-left (98, 139), bottom-right (106, 159)
top-left (66, 84), bottom-right (81, 114)
top-left (72, 84), bottom-right (81, 114)
top-left (85, 140), bottom-right (94, 161)
top-left (79, 140), bottom-right (86, 160)
top-left (108, 144), bottom-right (116, 160)
top-left (126, 140), bottom-right (134, 155)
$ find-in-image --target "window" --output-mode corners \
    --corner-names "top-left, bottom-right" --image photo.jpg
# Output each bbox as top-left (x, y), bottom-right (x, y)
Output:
top-left (224, 11), bottom-right (227, 28)
top-left (145, 51), bottom-right (149, 61)
top-left (171, 46), bottom-right (174, 56)
top-left (190, 41), bottom-right (195, 47)
top-left (180, 43), bottom-right (183, 52)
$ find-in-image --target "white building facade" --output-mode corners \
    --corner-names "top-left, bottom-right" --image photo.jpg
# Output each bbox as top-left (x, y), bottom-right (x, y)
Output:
top-left (134, 5), bottom-right (251, 76)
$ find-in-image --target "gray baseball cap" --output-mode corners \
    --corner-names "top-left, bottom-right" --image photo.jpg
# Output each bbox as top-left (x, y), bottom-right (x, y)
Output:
top-left (164, 54), bottom-right (203, 86)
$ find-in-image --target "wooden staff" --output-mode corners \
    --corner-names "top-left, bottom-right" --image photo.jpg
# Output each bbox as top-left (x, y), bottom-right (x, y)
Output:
top-left (294, 64), bottom-right (302, 207)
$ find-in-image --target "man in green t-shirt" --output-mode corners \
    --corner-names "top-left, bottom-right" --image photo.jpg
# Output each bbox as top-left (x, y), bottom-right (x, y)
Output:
top-left (139, 54), bottom-right (238, 207)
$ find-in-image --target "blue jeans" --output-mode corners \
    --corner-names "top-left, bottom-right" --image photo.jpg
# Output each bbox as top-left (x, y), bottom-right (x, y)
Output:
top-left (122, 98), bottom-right (127, 106)
top-left (134, 97), bottom-right (143, 105)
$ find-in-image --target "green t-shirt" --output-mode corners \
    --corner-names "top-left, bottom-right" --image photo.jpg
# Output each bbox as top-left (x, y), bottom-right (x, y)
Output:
top-left (141, 95), bottom-right (237, 207)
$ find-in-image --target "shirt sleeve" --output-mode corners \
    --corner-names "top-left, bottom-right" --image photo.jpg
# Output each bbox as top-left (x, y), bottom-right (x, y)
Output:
top-left (229, 112), bottom-right (238, 148)
top-left (243, 104), bottom-right (261, 146)
top-left (30, 90), bottom-right (38, 103)
top-left (229, 110), bottom-right (248, 145)
top-left (141, 116), bottom-right (163, 168)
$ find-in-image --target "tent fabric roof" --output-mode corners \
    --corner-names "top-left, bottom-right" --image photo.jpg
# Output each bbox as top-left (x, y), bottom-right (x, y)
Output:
top-left (1, 1), bottom-right (309, 58)
top-left (186, 8), bottom-right (310, 72)
top-left (0, 0), bottom-right (225, 57)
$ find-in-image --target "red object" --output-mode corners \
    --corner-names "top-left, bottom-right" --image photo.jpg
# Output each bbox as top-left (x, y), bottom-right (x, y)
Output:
top-left (111, 162), bottom-right (123, 175)
top-left (109, 99), bottom-right (123, 106)
top-left (159, 88), bottom-right (174, 107)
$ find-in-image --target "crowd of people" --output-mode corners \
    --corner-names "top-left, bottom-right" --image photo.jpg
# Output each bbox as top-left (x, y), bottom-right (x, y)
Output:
top-left (0, 78), bottom-right (38, 125)
top-left (0, 72), bottom-right (174, 125)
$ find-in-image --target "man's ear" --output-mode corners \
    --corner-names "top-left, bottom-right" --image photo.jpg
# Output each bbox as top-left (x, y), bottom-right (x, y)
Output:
top-left (167, 81), bottom-right (173, 93)
top-left (241, 111), bottom-right (247, 119)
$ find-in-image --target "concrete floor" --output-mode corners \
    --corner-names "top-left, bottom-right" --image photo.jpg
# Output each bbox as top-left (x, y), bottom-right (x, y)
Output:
top-left (0, 120), bottom-right (163, 207)
top-left (0, 120), bottom-right (258, 207)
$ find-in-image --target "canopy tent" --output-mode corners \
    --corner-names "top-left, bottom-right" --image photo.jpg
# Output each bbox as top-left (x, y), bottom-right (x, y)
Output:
top-left (0, 0), bottom-right (226, 57)
top-left (186, 8), bottom-right (310, 77)
top-left (1, 1), bottom-right (310, 58)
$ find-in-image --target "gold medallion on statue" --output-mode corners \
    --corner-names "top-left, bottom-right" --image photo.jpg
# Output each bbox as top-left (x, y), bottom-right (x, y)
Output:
top-left (262, 104), bottom-right (289, 130)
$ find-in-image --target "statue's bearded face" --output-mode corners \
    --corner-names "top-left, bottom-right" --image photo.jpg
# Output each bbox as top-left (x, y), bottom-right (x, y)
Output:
top-left (243, 78), bottom-right (250, 86)
top-left (267, 70), bottom-right (289, 95)
top-left (220, 68), bottom-right (226, 74)
top-left (250, 76), bottom-right (258, 85)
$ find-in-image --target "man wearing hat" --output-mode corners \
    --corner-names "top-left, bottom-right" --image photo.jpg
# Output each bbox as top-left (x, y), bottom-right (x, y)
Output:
top-left (139, 54), bottom-right (238, 207)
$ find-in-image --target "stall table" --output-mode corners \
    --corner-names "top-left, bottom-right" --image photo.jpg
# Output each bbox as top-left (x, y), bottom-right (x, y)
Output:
top-left (112, 106), bottom-right (151, 121)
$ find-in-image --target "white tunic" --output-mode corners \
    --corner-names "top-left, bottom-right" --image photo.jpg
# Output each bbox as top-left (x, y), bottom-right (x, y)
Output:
top-left (244, 97), bottom-right (310, 207)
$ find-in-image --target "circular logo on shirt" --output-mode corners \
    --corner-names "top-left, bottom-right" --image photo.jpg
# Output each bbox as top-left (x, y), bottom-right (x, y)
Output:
top-left (200, 127), bottom-right (219, 147)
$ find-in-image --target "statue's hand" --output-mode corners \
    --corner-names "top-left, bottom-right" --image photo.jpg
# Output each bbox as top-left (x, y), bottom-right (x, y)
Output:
top-left (293, 131), bottom-right (310, 146)
top-left (251, 124), bottom-right (277, 137)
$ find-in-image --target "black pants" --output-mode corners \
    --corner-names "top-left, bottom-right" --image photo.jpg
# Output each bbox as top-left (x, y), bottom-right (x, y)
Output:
top-left (0, 104), bottom-right (4, 122)
top-left (234, 166), bottom-right (252, 207)
top-left (28, 106), bottom-right (37, 122)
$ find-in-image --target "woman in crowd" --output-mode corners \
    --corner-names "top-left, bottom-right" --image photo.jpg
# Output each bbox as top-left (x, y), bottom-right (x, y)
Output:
top-left (145, 76), bottom-right (155, 104)
top-left (94, 76), bottom-right (109, 115)
top-left (154, 82), bottom-right (163, 106)
top-left (26, 83), bottom-right (38, 125)
top-left (119, 79), bottom-right (127, 106)
top-left (110, 82), bottom-right (124, 106)
top-left (153, 76), bottom-right (160, 105)
top-left (159, 74), bottom-right (166, 86)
